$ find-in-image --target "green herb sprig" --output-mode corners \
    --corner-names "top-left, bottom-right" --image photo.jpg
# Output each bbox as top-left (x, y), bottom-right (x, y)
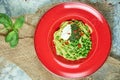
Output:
top-left (0, 13), bottom-right (25, 48)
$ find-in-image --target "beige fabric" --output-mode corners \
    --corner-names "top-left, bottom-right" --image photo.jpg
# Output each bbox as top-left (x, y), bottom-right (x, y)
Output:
top-left (0, 3), bottom-right (120, 80)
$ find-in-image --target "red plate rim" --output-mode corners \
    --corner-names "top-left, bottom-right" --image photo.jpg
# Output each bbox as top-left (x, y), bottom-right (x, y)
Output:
top-left (34, 2), bottom-right (112, 78)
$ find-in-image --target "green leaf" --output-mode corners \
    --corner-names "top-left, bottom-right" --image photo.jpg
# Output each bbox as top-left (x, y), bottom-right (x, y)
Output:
top-left (10, 37), bottom-right (19, 48)
top-left (5, 31), bottom-right (19, 47)
top-left (0, 13), bottom-right (12, 29)
top-left (5, 31), bottom-right (15, 42)
top-left (9, 31), bottom-right (19, 48)
top-left (14, 16), bottom-right (25, 30)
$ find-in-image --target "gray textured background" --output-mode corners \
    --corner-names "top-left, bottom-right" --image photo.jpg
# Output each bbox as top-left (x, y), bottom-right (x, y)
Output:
top-left (0, 0), bottom-right (68, 16)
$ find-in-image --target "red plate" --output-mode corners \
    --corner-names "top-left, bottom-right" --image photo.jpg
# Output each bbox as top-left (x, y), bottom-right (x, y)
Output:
top-left (34, 2), bottom-right (111, 78)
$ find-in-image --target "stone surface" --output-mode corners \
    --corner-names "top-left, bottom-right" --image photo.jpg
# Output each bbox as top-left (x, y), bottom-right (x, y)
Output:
top-left (0, 0), bottom-right (51, 16)
top-left (91, 57), bottom-right (120, 80)
top-left (0, 0), bottom-right (69, 17)
top-left (0, 57), bottom-right (32, 80)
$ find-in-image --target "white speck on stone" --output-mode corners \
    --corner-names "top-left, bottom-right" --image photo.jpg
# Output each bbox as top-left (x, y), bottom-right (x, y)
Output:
top-left (60, 24), bottom-right (71, 40)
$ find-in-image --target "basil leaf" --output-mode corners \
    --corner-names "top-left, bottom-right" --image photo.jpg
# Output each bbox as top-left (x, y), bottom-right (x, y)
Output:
top-left (14, 16), bottom-right (25, 30)
top-left (5, 30), bottom-right (19, 47)
top-left (5, 31), bottom-right (15, 42)
top-left (10, 33), bottom-right (19, 47)
top-left (10, 38), bottom-right (19, 48)
top-left (0, 13), bottom-right (12, 29)
top-left (9, 31), bottom-right (19, 48)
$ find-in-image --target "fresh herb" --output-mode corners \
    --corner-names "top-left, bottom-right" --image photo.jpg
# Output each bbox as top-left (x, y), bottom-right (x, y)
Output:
top-left (69, 24), bottom-right (81, 42)
top-left (0, 13), bottom-right (25, 48)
